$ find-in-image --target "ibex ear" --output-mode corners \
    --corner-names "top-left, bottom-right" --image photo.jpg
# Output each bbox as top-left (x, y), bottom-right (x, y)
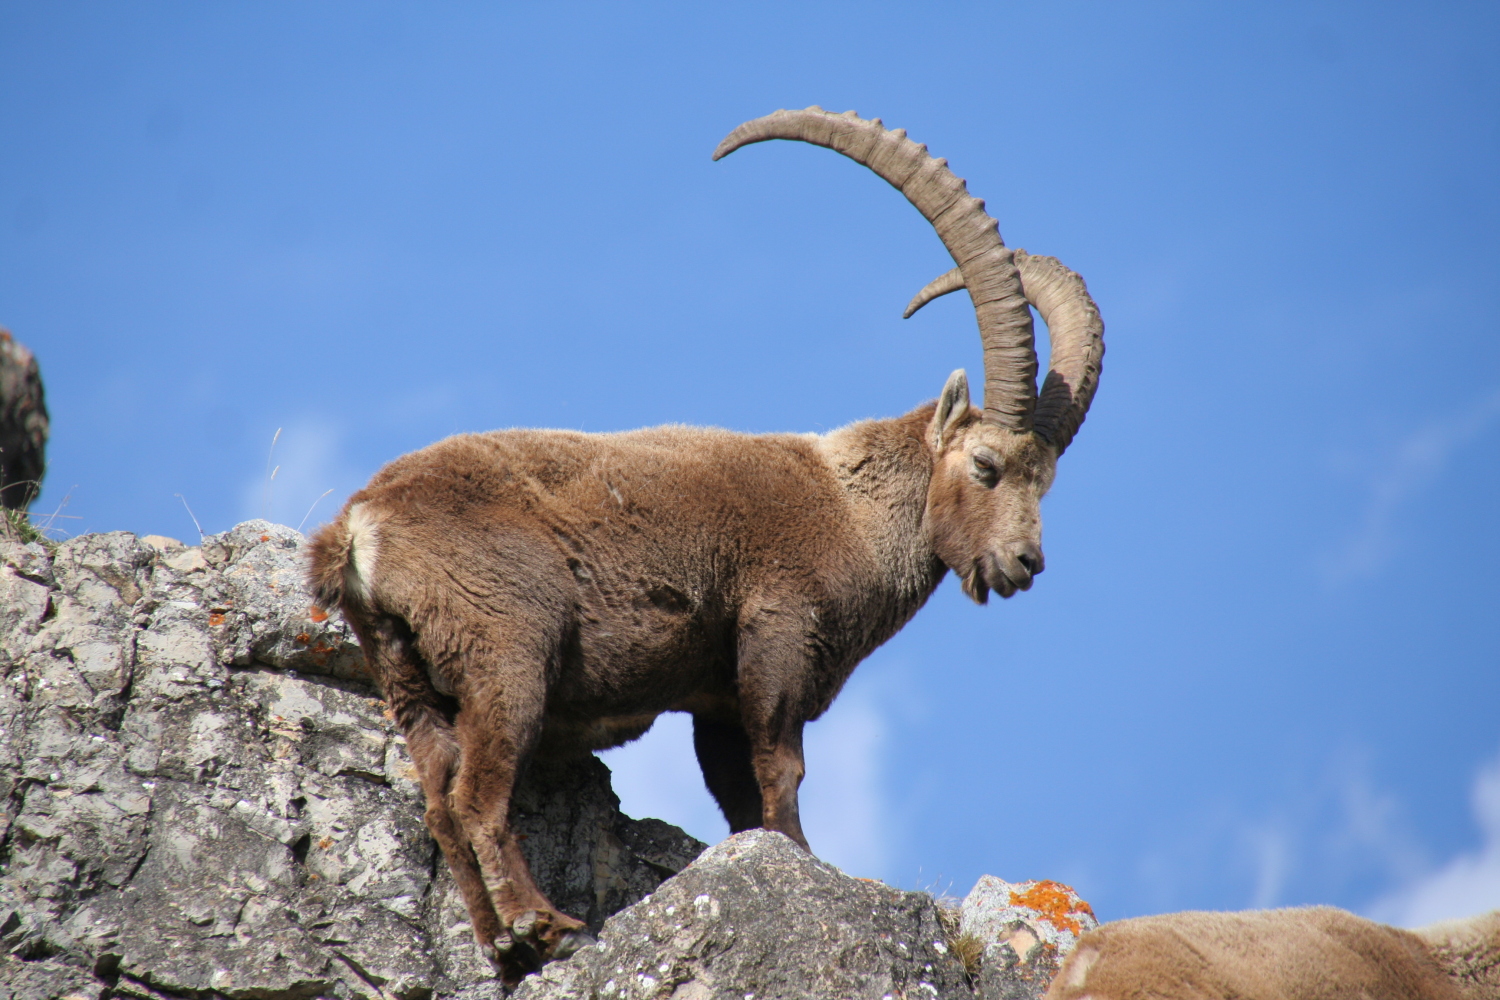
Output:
top-left (930, 369), bottom-right (971, 450)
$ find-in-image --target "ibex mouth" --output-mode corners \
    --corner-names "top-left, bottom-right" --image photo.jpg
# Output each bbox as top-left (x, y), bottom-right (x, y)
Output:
top-left (962, 564), bottom-right (990, 605)
top-left (979, 554), bottom-right (1030, 600)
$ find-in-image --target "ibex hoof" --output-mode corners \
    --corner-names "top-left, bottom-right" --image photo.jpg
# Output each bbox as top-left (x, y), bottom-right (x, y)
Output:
top-left (551, 929), bottom-right (597, 960)
top-left (484, 934), bottom-right (516, 979)
top-left (512, 909), bottom-right (540, 939)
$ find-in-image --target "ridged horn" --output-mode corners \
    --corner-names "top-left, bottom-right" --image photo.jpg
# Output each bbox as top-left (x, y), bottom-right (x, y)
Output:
top-left (904, 253), bottom-right (1104, 455)
top-left (1015, 250), bottom-right (1104, 455)
top-left (715, 107), bottom-right (1037, 430)
top-left (903, 267), bottom-right (965, 319)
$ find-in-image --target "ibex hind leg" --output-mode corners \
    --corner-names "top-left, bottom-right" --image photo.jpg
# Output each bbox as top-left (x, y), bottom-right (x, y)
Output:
top-left (352, 614), bottom-right (506, 965)
top-left (692, 714), bottom-right (765, 832)
top-left (445, 633), bottom-right (592, 981)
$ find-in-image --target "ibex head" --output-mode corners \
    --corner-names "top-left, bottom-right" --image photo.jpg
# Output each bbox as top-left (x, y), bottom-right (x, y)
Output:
top-left (925, 368), bottom-right (1053, 601)
top-left (715, 108), bottom-right (1104, 603)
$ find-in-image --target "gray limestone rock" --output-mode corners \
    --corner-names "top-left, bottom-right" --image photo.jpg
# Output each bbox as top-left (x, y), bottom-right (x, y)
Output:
top-left (201, 522), bottom-right (367, 683)
top-left (501, 829), bottom-right (1100, 1000)
top-left (512, 830), bottom-right (972, 1000)
top-left (0, 523), bottom-right (704, 1000)
top-left (956, 877), bottom-right (1098, 1000)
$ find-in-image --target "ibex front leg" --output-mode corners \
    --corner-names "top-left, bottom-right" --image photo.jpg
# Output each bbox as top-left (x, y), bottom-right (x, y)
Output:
top-left (750, 726), bottom-right (809, 849)
top-left (736, 623), bottom-right (816, 851)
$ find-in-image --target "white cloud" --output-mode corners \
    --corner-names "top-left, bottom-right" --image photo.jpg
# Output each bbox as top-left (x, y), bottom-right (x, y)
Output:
top-left (1367, 749), bottom-right (1500, 927)
top-left (1234, 749), bottom-right (1428, 911)
top-left (599, 687), bottom-right (891, 879)
top-left (1322, 387), bottom-right (1500, 584)
top-left (1131, 746), bottom-right (1434, 914)
top-left (801, 687), bottom-right (889, 878)
top-left (238, 420), bottom-right (362, 534)
top-left (1242, 822), bottom-right (1293, 909)
top-left (1324, 754), bottom-right (1428, 890)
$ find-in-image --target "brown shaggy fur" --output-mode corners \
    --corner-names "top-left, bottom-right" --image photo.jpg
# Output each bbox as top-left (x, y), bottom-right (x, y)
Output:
top-left (1045, 906), bottom-right (1500, 1000)
top-left (306, 371), bottom-right (1059, 980)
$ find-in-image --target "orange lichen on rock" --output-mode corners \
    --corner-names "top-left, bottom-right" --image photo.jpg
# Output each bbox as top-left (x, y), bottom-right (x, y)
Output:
top-left (207, 612), bottom-right (225, 627)
top-left (1008, 880), bottom-right (1095, 936)
top-left (308, 606), bottom-right (329, 623)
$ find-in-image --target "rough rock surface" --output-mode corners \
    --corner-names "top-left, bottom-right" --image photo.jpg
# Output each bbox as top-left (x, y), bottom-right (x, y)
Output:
top-left (0, 521), bottom-right (704, 1000)
top-left (958, 877), bottom-right (1098, 1000)
top-left (512, 830), bottom-right (972, 1000)
top-left (509, 835), bottom-right (1095, 1000)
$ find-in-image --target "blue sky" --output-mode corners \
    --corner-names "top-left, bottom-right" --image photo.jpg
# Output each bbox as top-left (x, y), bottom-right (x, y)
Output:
top-left (3, 3), bottom-right (1497, 925)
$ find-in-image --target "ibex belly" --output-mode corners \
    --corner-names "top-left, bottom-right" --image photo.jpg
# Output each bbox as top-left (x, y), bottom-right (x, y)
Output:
top-left (536, 587), bottom-right (736, 752)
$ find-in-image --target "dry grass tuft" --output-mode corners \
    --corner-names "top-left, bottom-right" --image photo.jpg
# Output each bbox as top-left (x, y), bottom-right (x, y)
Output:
top-left (2, 506), bottom-right (52, 548)
top-left (948, 931), bottom-right (985, 980)
top-left (932, 898), bottom-right (984, 980)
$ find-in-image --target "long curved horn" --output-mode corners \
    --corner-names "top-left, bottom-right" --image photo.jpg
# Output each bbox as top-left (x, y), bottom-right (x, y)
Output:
top-left (1015, 251), bottom-right (1104, 455)
top-left (715, 107), bottom-right (1037, 430)
top-left (904, 253), bottom-right (1104, 455)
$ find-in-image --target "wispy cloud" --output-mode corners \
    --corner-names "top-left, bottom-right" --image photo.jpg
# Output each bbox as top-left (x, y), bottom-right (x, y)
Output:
top-left (1241, 821), bottom-right (1293, 909)
top-left (1367, 748), bottom-right (1500, 927)
top-left (1188, 745), bottom-right (1500, 924)
top-left (238, 419), bottom-right (362, 533)
top-left (1131, 746), bottom-right (1431, 914)
top-left (1321, 387), bottom-right (1500, 584)
top-left (801, 686), bottom-right (889, 878)
top-left (1323, 752), bottom-right (1429, 890)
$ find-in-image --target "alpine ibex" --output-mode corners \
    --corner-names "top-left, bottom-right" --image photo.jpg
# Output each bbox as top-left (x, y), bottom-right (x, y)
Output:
top-left (1045, 906), bottom-right (1500, 1000)
top-left (307, 107), bottom-right (1104, 980)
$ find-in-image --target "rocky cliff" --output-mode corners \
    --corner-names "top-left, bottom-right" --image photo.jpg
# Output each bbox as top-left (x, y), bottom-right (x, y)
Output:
top-left (0, 522), bottom-right (1094, 1000)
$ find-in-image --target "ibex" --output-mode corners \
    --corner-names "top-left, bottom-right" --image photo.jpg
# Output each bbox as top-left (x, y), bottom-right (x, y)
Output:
top-left (1045, 906), bottom-right (1500, 1000)
top-left (307, 107), bottom-right (1104, 981)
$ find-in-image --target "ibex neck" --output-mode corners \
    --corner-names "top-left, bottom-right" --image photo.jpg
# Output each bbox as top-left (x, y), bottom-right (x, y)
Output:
top-left (816, 403), bottom-right (946, 611)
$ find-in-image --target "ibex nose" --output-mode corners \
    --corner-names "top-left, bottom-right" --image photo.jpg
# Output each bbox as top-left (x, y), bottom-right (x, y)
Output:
top-left (1015, 543), bottom-right (1044, 578)
top-left (996, 541), bottom-right (1044, 594)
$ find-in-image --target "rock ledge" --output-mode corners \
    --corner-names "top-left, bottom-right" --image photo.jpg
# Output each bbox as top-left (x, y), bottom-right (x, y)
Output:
top-left (1, 522), bottom-right (702, 1000)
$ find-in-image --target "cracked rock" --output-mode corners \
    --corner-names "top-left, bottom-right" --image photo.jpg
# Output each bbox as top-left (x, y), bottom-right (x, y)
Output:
top-left (513, 830), bottom-right (973, 1000)
top-left (958, 877), bottom-right (1099, 1000)
top-left (0, 522), bottom-right (705, 1000)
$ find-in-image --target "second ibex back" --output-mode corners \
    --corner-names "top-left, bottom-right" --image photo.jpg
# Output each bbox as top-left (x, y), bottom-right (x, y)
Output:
top-left (307, 107), bottom-right (1105, 982)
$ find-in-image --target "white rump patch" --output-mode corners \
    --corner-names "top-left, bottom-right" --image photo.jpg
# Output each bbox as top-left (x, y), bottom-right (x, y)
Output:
top-left (344, 502), bottom-right (381, 603)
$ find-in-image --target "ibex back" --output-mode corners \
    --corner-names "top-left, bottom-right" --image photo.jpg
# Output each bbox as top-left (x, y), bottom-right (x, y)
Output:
top-left (308, 107), bottom-right (1104, 982)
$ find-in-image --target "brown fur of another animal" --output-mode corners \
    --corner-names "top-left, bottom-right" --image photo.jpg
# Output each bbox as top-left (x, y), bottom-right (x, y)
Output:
top-left (1045, 907), bottom-right (1500, 1000)
top-left (307, 108), bottom-right (1104, 983)
top-left (0, 328), bottom-right (47, 511)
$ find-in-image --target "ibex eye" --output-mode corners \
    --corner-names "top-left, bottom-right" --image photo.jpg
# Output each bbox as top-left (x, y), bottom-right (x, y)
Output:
top-left (971, 452), bottom-right (1000, 485)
